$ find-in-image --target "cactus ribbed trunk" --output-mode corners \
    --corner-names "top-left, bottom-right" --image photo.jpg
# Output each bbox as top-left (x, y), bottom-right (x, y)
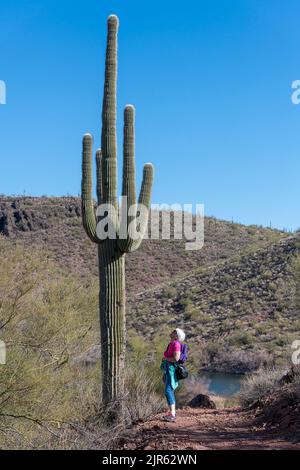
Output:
top-left (98, 241), bottom-right (126, 407)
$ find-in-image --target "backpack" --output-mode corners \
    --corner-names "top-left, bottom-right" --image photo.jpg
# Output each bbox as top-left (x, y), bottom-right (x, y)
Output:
top-left (176, 343), bottom-right (189, 380)
top-left (178, 343), bottom-right (188, 364)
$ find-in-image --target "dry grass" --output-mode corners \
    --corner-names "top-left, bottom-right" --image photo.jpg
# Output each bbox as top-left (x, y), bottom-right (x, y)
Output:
top-left (238, 367), bottom-right (287, 407)
top-left (124, 367), bottom-right (165, 424)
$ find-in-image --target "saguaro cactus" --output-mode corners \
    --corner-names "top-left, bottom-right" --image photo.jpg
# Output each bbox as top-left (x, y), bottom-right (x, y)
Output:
top-left (81, 15), bottom-right (154, 414)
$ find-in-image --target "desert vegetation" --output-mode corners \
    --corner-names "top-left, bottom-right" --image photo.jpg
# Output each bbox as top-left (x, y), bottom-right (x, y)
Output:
top-left (1, 207), bottom-right (299, 448)
top-left (0, 236), bottom-right (166, 448)
top-left (0, 236), bottom-right (98, 447)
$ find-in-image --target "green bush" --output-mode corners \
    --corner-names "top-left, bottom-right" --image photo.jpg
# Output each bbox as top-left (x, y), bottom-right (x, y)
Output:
top-left (228, 331), bottom-right (254, 347)
top-left (161, 287), bottom-right (177, 300)
top-left (184, 306), bottom-right (201, 321)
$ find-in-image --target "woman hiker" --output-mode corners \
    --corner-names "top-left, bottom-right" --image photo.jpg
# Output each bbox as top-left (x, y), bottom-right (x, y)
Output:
top-left (161, 328), bottom-right (186, 422)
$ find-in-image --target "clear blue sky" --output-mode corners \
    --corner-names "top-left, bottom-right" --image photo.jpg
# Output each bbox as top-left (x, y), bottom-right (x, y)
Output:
top-left (0, 0), bottom-right (299, 231)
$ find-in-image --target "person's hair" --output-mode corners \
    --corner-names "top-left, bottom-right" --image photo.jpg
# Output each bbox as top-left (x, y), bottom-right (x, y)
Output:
top-left (175, 328), bottom-right (185, 342)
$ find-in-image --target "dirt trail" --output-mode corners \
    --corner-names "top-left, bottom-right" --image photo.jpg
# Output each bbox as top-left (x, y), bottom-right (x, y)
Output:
top-left (119, 407), bottom-right (300, 450)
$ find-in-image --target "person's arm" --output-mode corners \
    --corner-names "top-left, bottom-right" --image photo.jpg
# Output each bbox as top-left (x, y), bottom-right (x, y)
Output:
top-left (166, 350), bottom-right (180, 363)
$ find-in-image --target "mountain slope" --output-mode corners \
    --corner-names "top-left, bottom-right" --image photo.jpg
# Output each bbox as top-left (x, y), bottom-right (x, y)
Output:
top-left (0, 196), bottom-right (288, 292)
top-left (127, 235), bottom-right (299, 369)
top-left (1, 196), bottom-right (297, 370)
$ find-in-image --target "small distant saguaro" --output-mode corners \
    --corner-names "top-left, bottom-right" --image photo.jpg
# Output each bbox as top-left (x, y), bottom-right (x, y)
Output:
top-left (81, 15), bottom-right (154, 420)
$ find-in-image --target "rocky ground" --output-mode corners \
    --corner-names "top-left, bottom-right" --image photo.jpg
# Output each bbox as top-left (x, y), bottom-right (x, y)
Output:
top-left (118, 407), bottom-right (300, 450)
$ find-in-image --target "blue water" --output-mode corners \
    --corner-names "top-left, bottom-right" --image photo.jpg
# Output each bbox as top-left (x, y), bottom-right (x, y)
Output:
top-left (198, 371), bottom-right (244, 397)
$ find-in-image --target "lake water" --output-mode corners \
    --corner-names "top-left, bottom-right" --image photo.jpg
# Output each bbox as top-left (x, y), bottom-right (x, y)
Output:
top-left (197, 371), bottom-right (244, 397)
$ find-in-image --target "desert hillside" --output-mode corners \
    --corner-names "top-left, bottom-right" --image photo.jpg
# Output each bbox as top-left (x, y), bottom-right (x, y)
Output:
top-left (128, 234), bottom-right (300, 370)
top-left (1, 196), bottom-right (299, 370)
top-left (0, 196), bottom-right (289, 288)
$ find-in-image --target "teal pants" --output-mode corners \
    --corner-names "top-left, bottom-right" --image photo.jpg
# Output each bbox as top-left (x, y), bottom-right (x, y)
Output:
top-left (164, 373), bottom-right (175, 406)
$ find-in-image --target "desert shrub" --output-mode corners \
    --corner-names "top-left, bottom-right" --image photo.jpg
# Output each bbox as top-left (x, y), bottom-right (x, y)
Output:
top-left (238, 367), bottom-right (286, 407)
top-left (184, 306), bottom-right (200, 321)
top-left (206, 342), bottom-right (221, 361)
top-left (254, 323), bottom-right (269, 335)
top-left (0, 236), bottom-right (101, 448)
top-left (124, 366), bottom-right (164, 424)
top-left (219, 319), bottom-right (231, 332)
top-left (269, 282), bottom-right (277, 292)
top-left (228, 331), bottom-right (254, 347)
top-left (127, 330), bottom-right (166, 393)
top-left (291, 319), bottom-right (300, 331)
top-left (124, 331), bottom-right (170, 422)
top-left (197, 312), bottom-right (210, 324)
top-left (273, 335), bottom-right (289, 347)
top-left (161, 287), bottom-right (177, 300)
top-left (127, 332), bottom-right (150, 362)
top-left (263, 270), bottom-right (273, 280)
top-left (178, 292), bottom-right (192, 309)
top-left (245, 366), bottom-right (300, 434)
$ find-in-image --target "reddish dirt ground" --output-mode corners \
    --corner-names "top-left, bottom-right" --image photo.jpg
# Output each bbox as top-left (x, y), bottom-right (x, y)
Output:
top-left (119, 407), bottom-right (300, 450)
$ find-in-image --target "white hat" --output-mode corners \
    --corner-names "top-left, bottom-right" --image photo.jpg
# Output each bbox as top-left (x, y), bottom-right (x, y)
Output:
top-left (175, 328), bottom-right (186, 342)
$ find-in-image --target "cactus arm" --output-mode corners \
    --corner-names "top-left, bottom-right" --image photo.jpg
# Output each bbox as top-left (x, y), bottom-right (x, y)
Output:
top-left (118, 105), bottom-right (137, 253)
top-left (101, 15), bottom-right (118, 210)
top-left (122, 105), bottom-right (136, 206)
top-left (127, 163), bottom-right (154, 252)
top-left (96, 149), bottom-right (103, 205)
top-left (81, 133), bottom-right (99, 243)
top-left (139, 163), bottom-right (154, 210)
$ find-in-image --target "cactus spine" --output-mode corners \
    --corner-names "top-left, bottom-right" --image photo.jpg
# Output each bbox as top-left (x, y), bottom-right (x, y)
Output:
top-left (81, 15), bottom-right (154, 414)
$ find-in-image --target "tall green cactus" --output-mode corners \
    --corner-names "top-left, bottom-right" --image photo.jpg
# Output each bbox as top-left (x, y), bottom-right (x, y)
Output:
top-left (81, 15), bottom-right (154, 414)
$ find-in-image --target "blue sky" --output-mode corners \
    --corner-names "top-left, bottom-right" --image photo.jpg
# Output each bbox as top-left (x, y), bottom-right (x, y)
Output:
top-left (0, 0), bottom-right (299, 231)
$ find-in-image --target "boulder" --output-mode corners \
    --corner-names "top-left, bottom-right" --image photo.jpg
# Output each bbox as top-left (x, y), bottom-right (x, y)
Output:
top-left (187, 394), bottom-right (216, 409)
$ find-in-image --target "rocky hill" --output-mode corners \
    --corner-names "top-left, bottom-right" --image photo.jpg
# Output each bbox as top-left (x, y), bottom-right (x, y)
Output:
top-left (0, 196), bottom-right (287, 289)
top-left (127, 234), bottom-right (300, 369)
top-left (1, 196), bottom-right (298, 370)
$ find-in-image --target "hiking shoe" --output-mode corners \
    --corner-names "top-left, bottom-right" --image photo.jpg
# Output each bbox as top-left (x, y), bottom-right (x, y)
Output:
top-left (163, 414), bottom-right (176, 422)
